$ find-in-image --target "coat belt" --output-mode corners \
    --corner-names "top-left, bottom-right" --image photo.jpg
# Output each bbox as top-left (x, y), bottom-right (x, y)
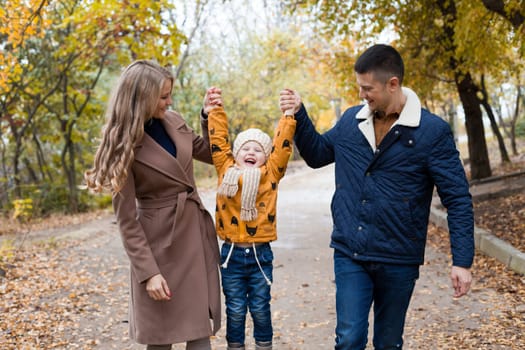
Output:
top-left (136, 192), bottom-right (187, 209)
top-left (137, 191), bottom-right (189, 248)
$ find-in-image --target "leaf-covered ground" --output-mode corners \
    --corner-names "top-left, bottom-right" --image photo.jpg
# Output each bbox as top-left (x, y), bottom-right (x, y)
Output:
top-left (474, 193), bottom-right (525, 252)
top-left (425, 224), bottom-right (525, 350)
top-left (1, 215), bottom-right (523, 349)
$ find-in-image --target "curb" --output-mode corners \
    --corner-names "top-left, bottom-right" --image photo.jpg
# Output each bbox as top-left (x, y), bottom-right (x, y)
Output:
top-left (429, 207), bottom-right (525, 275)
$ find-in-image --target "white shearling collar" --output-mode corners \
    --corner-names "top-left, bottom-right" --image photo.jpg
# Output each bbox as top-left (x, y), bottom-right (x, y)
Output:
top-left (356, 87), bottom-right (421, 151)
top-left (356, 87), bottom-right (421, 127)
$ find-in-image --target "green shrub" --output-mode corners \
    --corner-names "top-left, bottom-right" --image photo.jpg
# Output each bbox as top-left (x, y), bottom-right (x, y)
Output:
top-left (10, 183), bottom-right (111, 215)
top-left (516, 117), bottom-right (525, 137)
top-left (81, 191), bottom-right (112, 210)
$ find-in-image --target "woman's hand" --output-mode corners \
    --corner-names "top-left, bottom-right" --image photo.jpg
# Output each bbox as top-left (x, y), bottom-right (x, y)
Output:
top-left (203, 86), bottom-right (223, 115)
top-left (146, 273), bottom-right (172, 301)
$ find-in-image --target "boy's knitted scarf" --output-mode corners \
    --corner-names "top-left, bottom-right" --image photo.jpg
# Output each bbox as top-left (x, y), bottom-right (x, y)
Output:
top-left (218, 165), bottom-right (261, 222)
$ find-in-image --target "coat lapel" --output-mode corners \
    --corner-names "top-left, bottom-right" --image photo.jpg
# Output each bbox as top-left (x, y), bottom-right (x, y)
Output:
top-left (161, 112), bottom-right (194, 172)
top-left (134, 114), bottom-right (195, 190)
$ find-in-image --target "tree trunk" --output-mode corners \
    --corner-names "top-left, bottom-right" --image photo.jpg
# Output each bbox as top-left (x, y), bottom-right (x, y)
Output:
top-left (22, 157), bottom-right (39, 183)
top-left (67, 140), bottom-right (78, 213)
top-left (61, 125), bottom-right (78, 214)
top-left (13, 138), bottom-right (23, 198)
top-left (7, 114), bottom-right (26, 198)
top-left (436, 0), bottom-right (492, 179)
top-left (480, 102), bottom-right (510, 163)
top-left (0, 138), bottom-right (9, 207)
top-left (510, 85), bottom-right (522, 155)
top-left (32, 131), bottom-right (54, 181)
top-left (455, 72), bottom-right (492, 179)
top-left (479, 75), bottom-right (510, 163)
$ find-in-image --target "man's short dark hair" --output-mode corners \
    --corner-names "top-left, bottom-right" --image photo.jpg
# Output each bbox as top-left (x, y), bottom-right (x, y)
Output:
top-left (354, 44), bottom-right (404, 85)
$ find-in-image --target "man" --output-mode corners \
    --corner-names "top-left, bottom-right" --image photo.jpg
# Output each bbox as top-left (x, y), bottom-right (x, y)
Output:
top-left (279, 44), bottom-right (474, 350)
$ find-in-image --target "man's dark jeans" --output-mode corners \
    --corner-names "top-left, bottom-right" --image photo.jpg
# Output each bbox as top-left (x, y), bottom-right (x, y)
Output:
top-left (334, 250), bottom-right (419, 350)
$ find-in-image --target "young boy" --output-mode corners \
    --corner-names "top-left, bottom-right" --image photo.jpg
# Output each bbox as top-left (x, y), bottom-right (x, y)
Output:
top-left (203, 87), bottom-right (296, 350)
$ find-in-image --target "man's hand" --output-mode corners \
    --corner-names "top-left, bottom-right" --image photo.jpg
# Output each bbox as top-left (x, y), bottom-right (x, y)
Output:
top-left (146, 273), bottom-right (172, 301)
top-left (203, 86), bottom-right (223, 115)
top-left (450, 266), bottom-right (472, 298)
top-left (279, 89), bottom-right (302, 115)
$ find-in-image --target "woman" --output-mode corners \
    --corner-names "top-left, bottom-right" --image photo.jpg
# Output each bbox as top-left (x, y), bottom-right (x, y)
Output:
top-left (85, 60), bottom-right (221, 350)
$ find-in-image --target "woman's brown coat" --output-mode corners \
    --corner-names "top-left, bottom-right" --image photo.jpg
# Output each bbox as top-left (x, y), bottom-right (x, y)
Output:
top-left (113, 111), bottom-right (221, 345)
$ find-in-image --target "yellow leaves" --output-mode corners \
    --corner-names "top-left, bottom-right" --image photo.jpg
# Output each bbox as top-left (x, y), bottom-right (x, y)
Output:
top-left (12, 198), bottom-right (34, 222)
top-left (240, 96), bottom-right (252, 105)
top-left (0, 0), bottom-right (50, 93)
top-left (317, 108), bottom-right (338, 131)
top-left (0, 239), bottom-right (15, 263)
top-left (51, 0), bottom-right (183, 66)
top-left (0, 0), bottom-right (49, 46)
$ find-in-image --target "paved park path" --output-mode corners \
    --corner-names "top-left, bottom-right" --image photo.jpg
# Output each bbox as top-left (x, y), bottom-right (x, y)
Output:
top-left (54, 162), bottom-right (510, 349)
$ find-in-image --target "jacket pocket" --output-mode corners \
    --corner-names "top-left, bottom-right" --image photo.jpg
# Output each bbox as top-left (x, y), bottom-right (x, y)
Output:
top-left (373, 198), bottom-right (425, 256)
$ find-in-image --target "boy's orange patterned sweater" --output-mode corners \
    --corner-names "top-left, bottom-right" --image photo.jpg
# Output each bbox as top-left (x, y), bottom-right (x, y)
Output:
top-left (208, 107), bottom-right (296, 243)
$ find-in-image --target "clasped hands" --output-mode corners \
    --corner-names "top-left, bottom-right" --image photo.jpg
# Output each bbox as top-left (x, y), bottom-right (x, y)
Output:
top-left (202, 87), bottom-right (303, 116)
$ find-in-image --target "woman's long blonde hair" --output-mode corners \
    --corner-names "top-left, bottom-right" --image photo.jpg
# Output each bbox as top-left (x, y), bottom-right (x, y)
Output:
top-left (84, 60), bottom-right (174, 193)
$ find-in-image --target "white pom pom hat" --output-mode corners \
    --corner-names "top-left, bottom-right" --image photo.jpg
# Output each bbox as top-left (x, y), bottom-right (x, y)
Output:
top-left (232, 128), bottom-right (272, 158)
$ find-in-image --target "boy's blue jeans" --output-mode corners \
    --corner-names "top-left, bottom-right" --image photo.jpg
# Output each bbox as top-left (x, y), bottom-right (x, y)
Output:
top-left (220, 242), bottom-right (273, 346)
top-left (334, 250), bottom-right (419, 350)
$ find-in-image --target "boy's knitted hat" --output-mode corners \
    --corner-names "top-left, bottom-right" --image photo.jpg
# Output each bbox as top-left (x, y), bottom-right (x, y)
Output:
top-left (233, 128), bottom-right (272, 158)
